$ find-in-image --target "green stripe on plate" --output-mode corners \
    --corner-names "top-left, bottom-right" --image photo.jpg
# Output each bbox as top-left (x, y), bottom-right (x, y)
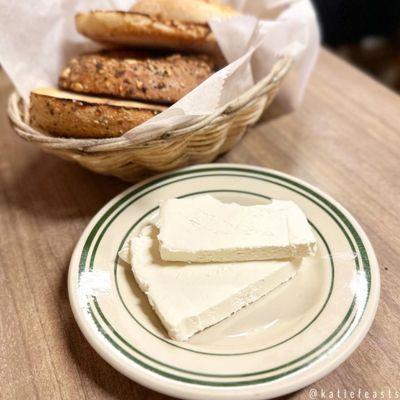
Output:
top-left (90, 297), bottom-right (357, 385)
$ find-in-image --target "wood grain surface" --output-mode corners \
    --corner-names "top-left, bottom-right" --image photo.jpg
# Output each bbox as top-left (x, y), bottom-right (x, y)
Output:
top-left (0, 49), bottom-right (399, 400)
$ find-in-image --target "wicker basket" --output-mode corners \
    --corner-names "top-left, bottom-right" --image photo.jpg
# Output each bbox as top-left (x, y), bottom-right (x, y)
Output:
top-left (8, 56), bottom-right (292, 182)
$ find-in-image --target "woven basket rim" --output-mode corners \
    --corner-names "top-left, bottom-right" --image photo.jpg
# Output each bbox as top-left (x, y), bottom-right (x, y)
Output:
top-left (8, 56), bottom-right (292, 153)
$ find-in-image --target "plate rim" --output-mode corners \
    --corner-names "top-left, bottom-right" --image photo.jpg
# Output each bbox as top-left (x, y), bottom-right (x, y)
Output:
top-left (68, 163), bottom-right (380, 400)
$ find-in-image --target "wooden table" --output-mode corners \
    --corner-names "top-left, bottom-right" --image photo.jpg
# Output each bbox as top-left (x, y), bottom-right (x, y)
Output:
top-left (1, 49), bottom-right (399, 399)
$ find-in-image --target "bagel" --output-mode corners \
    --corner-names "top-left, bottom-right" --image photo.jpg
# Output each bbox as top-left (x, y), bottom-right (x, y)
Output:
top-left (30, 88), bottom-right (165, 138)
top-left (59, 50), bottom-right (214, 104)
top-left (75, 0), bottom-right (238, 62)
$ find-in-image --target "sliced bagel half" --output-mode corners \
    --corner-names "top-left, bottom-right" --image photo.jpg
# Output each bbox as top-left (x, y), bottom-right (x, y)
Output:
top-left (30, 88), bottom-right (165, 139)
top-left (75, 11), bottom-right (216, 57)
top-left (59, 50), bottom-right (214, 104)
top-left (75, 1), bottom-right (237, 62)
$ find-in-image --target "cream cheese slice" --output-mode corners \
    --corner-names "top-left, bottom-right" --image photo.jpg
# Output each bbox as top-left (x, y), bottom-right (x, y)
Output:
top-left (119, 225), bottom-right (301, 341)
top-left (157, 195), bottom-right (317, 263)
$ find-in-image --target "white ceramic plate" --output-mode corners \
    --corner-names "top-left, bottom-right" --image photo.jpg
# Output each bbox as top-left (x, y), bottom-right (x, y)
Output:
top-left (69, 164), bottom-right (380, 400)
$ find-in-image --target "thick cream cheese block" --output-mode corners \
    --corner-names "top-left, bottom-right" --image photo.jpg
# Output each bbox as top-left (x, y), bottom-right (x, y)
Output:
top-left (119, 225), bottom-right (301, 341)
top-left (157, 195), bottom-right (317, 263)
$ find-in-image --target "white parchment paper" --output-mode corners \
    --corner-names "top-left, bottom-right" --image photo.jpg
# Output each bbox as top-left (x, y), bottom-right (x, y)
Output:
top-left (0, 0), bottom-right (320, 137)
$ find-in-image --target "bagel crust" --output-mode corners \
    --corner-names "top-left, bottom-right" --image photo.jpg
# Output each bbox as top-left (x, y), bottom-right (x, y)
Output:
top-left (130, 0), bottom-right (238, 24)
top-left (30, 88), bottom-right (165, 139)
top-left (59, 50), bottom-right (214, 104)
